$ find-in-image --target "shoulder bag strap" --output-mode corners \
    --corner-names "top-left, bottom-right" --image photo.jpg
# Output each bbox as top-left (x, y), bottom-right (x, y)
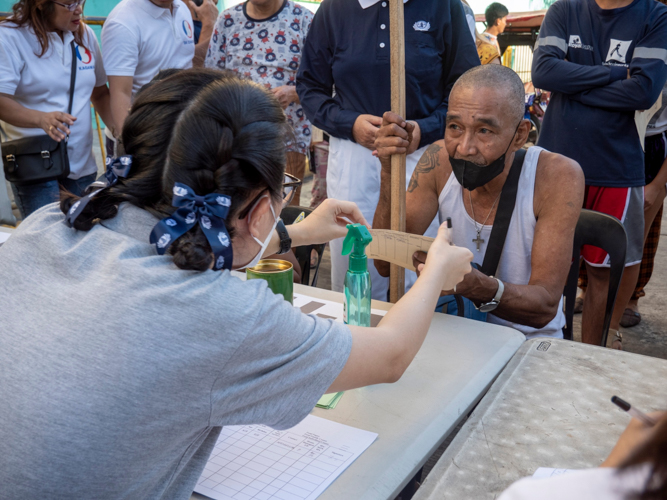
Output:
top-left (480, 148), bottom-right (527, 277)
top-left (67, 41), bottom-right (77, 116)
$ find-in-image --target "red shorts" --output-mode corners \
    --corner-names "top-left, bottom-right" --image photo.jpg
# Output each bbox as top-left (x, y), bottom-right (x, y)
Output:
top-left (582, 186), bottom-right (644, 267)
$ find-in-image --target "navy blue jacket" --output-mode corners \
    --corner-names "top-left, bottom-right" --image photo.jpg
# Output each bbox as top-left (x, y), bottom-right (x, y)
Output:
top-left (533, 0), bottom-right (667, 187)
top-left (296, 0), bottom-right (480, 148)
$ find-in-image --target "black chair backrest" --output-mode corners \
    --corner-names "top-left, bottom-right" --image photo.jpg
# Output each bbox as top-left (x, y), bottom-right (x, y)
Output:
top-left (563, 209), bottom-right (627, 346)
top-left (280, 206), bottom-right (325, 287)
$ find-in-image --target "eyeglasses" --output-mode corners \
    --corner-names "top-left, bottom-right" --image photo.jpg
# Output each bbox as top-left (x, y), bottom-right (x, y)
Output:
top-left (51, 0), bottom-right (85, 11)
top-left (238, 173), bottom-right (303, 219)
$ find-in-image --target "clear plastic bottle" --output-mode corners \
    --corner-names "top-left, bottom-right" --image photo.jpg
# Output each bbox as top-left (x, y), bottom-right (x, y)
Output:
top-left (342, 224), bottom-right (373, 327)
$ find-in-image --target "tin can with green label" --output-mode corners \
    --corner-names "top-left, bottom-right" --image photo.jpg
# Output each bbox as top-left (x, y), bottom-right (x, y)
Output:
top-left (246, 259), bottom-right (294, 304)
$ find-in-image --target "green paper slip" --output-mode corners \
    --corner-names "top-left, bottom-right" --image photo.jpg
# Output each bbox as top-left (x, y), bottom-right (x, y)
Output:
top-left (316, 391), bottom-right (344, 409)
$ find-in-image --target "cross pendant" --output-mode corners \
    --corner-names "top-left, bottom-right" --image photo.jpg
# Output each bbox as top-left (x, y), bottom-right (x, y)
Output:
top-left (473, 234), bottom-right (484, 251)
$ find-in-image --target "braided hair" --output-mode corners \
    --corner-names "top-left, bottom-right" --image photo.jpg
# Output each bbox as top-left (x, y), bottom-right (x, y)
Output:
top-left (61, 69), bottom-right (289, 271)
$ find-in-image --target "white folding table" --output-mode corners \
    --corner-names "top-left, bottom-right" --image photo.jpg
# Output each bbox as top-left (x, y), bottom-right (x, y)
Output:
top-left (194, 283), bottom-right (525, 500)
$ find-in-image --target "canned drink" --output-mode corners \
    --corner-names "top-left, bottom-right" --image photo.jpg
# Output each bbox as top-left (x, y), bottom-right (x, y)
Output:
top-left (246, 259), bottom-right (294, 304)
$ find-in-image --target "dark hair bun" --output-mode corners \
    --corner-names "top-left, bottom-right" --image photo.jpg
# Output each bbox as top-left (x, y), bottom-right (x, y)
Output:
top-left (170, 229), bottom-right (213, 271)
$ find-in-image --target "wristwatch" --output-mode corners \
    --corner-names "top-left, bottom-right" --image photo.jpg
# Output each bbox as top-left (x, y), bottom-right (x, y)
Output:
top-left (477, 277), bottom-right (504, 313)
top-left (275, 219), bottom-right (292, 255)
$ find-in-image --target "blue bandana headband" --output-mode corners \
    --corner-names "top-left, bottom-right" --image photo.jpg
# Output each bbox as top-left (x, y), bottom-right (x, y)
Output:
top-left (65, 155), bottom-right (133, 227)
top-left (149, 182), bottom-right (234, 271)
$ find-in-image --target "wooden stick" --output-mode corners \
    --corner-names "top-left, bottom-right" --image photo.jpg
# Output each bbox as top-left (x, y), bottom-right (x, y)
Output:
top-left (93, 105), bottom-right (105, 161)
top-left (389, 0), bottom-right (406, 303)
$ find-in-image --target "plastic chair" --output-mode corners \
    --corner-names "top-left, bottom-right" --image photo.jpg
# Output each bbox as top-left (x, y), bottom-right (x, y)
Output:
top-left (563, 209), bottom-right (627, 347)
top-left (280, 206), bottom-right (325, 287)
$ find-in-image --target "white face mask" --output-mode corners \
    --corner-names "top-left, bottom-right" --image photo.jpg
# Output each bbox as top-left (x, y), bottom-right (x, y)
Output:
top-left (237, 195), bottom-right (279, 270)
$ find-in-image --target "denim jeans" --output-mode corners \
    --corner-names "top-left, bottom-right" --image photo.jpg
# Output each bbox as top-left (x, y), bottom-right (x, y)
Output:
top-left (11, 172), bottom-right (97, 220)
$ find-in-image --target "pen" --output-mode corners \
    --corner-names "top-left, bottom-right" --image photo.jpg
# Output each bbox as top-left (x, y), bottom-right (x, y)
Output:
top-left (446, 217), bottom-right (453, 246)
top-left (611, 396), bottom-right (657, 427)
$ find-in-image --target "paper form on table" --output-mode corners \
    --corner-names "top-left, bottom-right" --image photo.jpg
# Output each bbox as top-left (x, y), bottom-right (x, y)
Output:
top-left (366, 229), bottom-right (434, 272)
top-left (635, 93), bottom-right (662, 151)
top-left (194, 415), bottom-right (377, 500)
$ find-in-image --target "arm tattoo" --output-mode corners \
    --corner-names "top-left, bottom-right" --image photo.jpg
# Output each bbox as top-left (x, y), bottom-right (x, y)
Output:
top-left (408, 144), bottom-right (441, 193)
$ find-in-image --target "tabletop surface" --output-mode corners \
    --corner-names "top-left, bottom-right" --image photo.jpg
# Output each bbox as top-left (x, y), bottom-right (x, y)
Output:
top-left (194, 282), bottom-right (525, 500)
top-left (414, 338), bottom-right (667, 500)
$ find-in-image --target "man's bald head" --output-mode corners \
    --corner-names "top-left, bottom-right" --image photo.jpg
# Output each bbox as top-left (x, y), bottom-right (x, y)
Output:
top-left (451, 65), bottom-right (525, 125)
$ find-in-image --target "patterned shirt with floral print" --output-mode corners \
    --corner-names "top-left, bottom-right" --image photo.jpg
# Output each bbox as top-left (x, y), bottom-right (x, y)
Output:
top-left (205, 0), bottom-right (313, 155)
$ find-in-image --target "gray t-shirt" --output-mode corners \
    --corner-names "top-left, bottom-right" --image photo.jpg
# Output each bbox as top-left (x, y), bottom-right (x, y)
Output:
top-left (0, 203), bottom-right (352, 499)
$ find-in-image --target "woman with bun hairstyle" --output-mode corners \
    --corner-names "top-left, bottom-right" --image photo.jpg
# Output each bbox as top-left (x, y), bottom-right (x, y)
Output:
top-left (0, 69), bottom-right (473, 498)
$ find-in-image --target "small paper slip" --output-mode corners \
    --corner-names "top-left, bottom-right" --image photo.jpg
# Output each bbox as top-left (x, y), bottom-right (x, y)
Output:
top-left (195, 415), bottom-right (378, 500)
top-left (316, 392), bottom-right (344, 410)
top-left (532, 468), bottom-right (577, 479)
top-left (292, 292), bottom-right (387, 327)
top-left (366, 229), bottom-right (434, 272)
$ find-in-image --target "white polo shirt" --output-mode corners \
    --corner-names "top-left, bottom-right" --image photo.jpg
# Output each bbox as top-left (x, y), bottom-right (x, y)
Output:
top-left (0, 24), bottom-right (106, 179)
top-left (102, 0), bottom-right (195, 96)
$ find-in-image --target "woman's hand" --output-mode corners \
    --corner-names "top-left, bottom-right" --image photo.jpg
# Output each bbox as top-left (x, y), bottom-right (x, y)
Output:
top-left (417, 222), bottom-right (473, 292)
top-left (271, 86), bottom-right (299, 109)
top-left (40, 111), bottom-right (76, 142)
top-left (289, 199), bottom-right (369, 247)
top-left (601, 411), bottom-right (666, 468)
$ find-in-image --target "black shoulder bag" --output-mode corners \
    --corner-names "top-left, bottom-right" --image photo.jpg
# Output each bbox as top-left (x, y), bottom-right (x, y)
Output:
top-left (442, 149), bottom-right (527, 318)
top-left (2, 41), bottom-right (76, 186)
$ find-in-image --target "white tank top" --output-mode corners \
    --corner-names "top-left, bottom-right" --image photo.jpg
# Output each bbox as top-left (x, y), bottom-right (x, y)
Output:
top-left (438, 146), bottom-right (564, 339)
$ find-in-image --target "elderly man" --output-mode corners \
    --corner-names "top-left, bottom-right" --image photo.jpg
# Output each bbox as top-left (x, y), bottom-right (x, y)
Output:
top-left (297, 0), bottom-right (480, 300)
top-left (373, 65), bottom-right (584, 338)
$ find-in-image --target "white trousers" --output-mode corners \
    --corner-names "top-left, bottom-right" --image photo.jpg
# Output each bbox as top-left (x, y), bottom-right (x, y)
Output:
top-left (326, 137), bottom-right (439, 301)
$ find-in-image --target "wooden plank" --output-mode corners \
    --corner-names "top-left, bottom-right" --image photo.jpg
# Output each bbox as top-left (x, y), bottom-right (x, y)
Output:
top-left (389, 0), bottom-right (406, 303)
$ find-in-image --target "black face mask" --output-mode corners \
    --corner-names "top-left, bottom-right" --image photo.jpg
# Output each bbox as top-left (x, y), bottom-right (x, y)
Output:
top-left (449, 122), bottom-right (521, 191)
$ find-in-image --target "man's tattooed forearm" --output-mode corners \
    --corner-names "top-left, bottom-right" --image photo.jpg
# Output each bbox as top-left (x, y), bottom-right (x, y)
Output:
top-left (408, 143), bottom-right (441, 193)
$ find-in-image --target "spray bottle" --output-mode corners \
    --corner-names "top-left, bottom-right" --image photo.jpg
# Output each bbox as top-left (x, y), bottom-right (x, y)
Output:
top-left (342, 223), bottom-right (373, 327)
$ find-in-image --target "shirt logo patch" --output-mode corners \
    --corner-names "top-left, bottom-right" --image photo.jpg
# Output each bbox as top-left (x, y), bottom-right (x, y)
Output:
top-left (606, 39), bottom-right (632, 64)
top-left (413, 21), bottom-right (430, 32)
top-left (182, 20), bottom-right (193, 39)
top-left (75, 46), bottom-right (92, 65)
top-left (568, 35), bottom-right (593, 51)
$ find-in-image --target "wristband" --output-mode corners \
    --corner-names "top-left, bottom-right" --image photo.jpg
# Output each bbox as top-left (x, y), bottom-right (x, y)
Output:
top-left (275, 219), bottom-right (292, 255)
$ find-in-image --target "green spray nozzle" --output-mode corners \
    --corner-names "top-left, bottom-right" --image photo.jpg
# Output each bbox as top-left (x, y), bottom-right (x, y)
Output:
top-left (342, 224), bottom-right (373, 273)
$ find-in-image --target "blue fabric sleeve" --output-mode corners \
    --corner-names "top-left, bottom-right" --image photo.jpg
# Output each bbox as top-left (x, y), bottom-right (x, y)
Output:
top-left (531, 1), bottom-right (615, 94)
top-left (296, 4), bottom-right (360, 141)
top-left (414, 0), bottom-right (480, 147)
top-left (569, 13), bottom-right (667, 111)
